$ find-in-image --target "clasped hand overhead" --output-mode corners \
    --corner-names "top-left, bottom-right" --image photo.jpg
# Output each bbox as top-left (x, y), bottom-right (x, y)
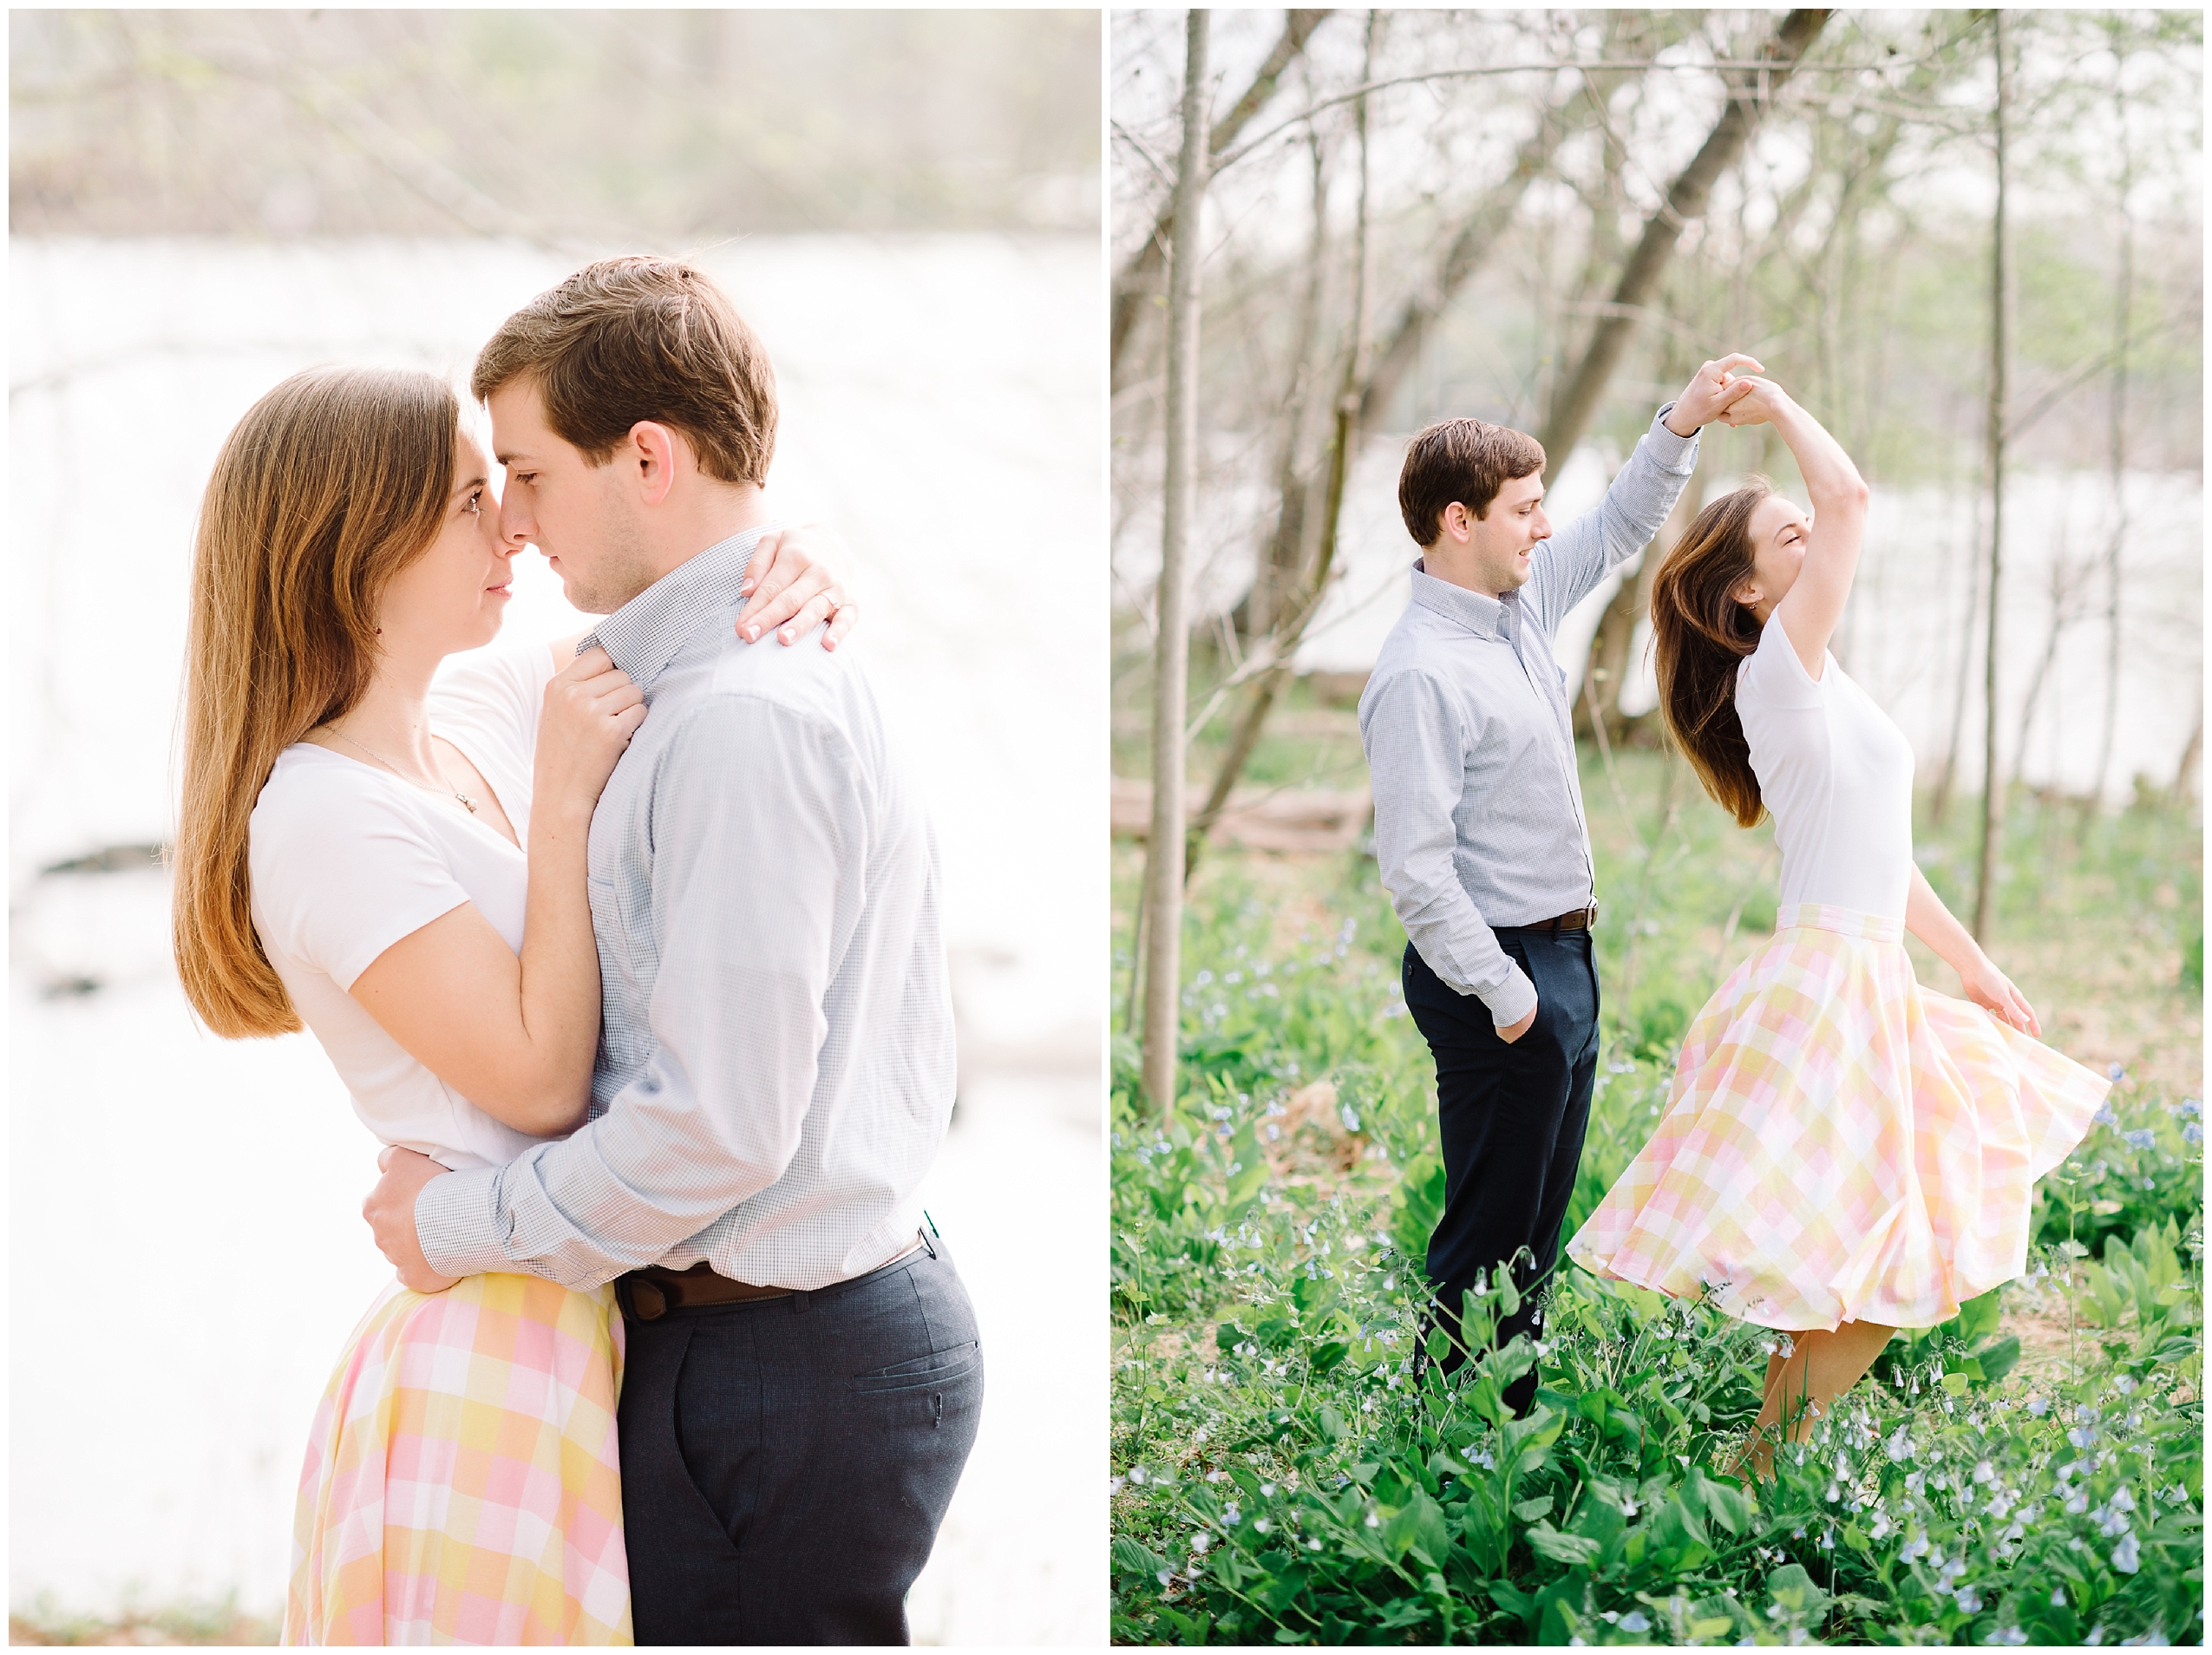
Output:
top-left (1662, 354), bottom-right (1766, 436)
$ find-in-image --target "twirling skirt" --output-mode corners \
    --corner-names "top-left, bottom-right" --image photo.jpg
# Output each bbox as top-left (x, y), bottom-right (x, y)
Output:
top-left (1568, 904), bottom-right (2109, 1332)
top-left (285, 1272), bottom-right (632, 1645)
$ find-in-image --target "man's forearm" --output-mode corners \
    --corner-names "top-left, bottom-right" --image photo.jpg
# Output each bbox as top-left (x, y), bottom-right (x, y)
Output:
top-left (1539, 409), bottom-right (1698, 628)
top-left (1395, 889), bottom-right (1536, 1024)
top-left (1606, 407), bottom-right (1698, 545)
top-left (419, 696), bottom-right (850, 1288)
top-left (1374, 817), bottom-right (1535, 1026)
top-left (415, 1071), bottom-right (802, 1288)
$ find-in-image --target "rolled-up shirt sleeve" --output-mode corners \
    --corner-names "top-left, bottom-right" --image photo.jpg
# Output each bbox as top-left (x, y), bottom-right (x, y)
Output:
top-left (1362, 669), bottom-right (1537, 1028)
top-left (416, 694), bottom-right (857, 1288)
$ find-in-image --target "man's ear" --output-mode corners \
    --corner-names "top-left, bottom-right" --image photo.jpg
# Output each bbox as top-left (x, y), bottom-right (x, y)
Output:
top-left (1440, 500), bottom-right (1473, 544)
top-left (625, 420), bottom-right (682, 508)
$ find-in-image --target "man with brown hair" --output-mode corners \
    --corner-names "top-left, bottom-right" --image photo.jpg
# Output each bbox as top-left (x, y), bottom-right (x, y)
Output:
top-left (1358, 356), bottom-right (1760, 1416)
top-left (363, 256), bottom-right (980, 1644)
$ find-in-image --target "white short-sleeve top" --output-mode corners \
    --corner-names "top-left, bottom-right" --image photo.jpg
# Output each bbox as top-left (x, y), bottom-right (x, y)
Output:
top-left (1733, 612), bottom-right (1916, 923)
top-left (247, 637), bottom-right (557, 1170)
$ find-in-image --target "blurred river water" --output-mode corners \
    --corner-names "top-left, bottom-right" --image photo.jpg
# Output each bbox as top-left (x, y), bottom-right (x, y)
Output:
top-left (1116, 435), bottom-right (2202, 804)
top-left (10, 235), bottom-right (1103, 1642)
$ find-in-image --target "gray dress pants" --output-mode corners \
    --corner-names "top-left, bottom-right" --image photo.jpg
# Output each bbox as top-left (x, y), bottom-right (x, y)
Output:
top-left (618, 1236), bottom-right (984, 1645)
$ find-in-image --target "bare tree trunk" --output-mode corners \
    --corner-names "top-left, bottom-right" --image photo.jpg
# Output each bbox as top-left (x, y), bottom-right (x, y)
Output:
top-left (1111, 9), bottom-right (1331, 386)
top-left (1246, 128), bottom-right (1333, 643)
top-left (2172, 710), bottom-right (2202, 801)
top-left (2090, 68), bottom-right (2134, 817)
top-left (1187, 10), bottom-right (1378, 886)
top-left (1246, 67), bottom-right (1580, 639)
top-left (1535, 9), bottom-right (1830, 462)
top-left (2012, 553), bottom-right (2082, 790)
top-left (1576, 459), bottom-right (1700, 741)
top-left (1122, 848), bottom-right (1151, 1037)
top-left (1930, 483), bottom-right (1982, 828)
top-left (1197, 36), bottom-right (1607, 828)
top-left (1141, 9), bottom-right (1208, 1113)
top-left (1357, 94), bottom-right (1573, 429)
top-left (1973, 10), bottom-right (2011, 942)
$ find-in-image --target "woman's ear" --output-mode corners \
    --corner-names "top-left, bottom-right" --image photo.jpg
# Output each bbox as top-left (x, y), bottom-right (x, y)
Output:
top-left (1731, 580), bottom-right (1762, 612)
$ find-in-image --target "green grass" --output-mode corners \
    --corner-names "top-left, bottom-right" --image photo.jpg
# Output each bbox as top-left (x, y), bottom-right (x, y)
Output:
top-left (1113, 638), bottom-right (1371, 800)
top-left (1109, 759), bottom-right (2202, 1645)
top-left (8, 1595), bottom-right (279, 1645)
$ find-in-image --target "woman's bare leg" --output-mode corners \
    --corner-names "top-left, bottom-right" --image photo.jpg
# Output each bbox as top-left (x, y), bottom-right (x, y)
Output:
top-left (1762, 1348), bottom-right (1787, 1399)
top-left (1725, 1344), bottom-right (1792, 1479)
top-left (1728, 1321), bottom-right (1895, 1479)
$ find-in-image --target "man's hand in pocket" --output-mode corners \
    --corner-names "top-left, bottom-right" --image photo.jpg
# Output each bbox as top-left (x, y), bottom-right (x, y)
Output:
top-left (1497, 1002), bottom-right (1537, 1045)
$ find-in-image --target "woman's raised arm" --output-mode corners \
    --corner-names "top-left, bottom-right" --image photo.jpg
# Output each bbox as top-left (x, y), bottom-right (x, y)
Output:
top-left (349, 648), bottom-right (645, 1136)
top-left (1728, 381), bottom-right (1870, 675)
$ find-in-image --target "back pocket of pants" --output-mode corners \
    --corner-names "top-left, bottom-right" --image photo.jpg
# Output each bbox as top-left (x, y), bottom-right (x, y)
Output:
top-left (853, 1341), bottom-right (981, 1394)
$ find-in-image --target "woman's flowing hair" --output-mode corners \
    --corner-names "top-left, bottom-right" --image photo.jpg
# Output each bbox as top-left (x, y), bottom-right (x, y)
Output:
top-left (1648, 479), bottom-right (1773, 828)
top-left (172, 366), bottom-right (457, 1037)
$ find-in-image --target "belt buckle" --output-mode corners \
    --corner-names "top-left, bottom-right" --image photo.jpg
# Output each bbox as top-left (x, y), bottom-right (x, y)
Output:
top-left (620, 1276), bottom-right (669, 1322)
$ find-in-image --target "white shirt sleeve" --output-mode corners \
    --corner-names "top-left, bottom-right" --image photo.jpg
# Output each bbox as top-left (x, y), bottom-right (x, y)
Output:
top-left (248, 766), bottom-right (472, 990)
top-left (1738, 612), bottom-right (1827, 707)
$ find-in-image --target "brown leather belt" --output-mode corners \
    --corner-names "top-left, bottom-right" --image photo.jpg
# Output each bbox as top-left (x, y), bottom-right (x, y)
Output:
top-left (617, 1233), bottom-right (929, 1322)
top-left (1496, 905), bottom-right (1597, 934)
top-left (618, 1261), bottom-right (789, 1321)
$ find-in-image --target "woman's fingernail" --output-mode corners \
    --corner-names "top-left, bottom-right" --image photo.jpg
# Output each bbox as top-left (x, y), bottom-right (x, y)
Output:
top-left (743, 625), bottom-right (757, 640)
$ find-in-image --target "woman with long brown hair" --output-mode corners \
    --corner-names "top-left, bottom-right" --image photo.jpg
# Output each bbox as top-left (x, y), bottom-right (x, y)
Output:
top-left (1567, 376), bottom-right (2107, 1475)
top-left (172, 364), bottom-right (852, 1643)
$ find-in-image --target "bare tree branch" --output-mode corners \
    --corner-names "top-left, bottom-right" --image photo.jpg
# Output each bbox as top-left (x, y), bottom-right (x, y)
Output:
top-left (1111, 10), bottom-right (1333, 383)
top-left (1537, 10), bottom-right (1834, 463)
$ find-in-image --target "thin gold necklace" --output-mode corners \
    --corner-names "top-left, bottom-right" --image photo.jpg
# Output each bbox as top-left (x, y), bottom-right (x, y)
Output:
top-left (320, 725), bottom-right (478, 814)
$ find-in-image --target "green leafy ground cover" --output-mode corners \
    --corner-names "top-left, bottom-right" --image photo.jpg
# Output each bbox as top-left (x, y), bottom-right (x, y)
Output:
top-left (1110, 758), bottom-right (2202, 1644)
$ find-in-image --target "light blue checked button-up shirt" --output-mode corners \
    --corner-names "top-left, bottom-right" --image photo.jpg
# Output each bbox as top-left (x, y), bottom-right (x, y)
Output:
top-left (1358, 409), bottom-right (1698, 1027)
top-left (417, 527), bottom-right (957, 1292)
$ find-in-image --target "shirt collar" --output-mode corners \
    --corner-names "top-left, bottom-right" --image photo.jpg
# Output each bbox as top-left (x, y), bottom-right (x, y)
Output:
top-left (577, 525), bottom-right (774, 690)
top-left (1409, 559), bottom-right (1512, 641)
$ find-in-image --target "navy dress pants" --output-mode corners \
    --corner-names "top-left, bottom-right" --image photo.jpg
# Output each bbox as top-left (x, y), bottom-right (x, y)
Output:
top-left (618, 1237), bottom-right (984, 1645)
top-left (1403, 930), bottom-right (1599, 1416)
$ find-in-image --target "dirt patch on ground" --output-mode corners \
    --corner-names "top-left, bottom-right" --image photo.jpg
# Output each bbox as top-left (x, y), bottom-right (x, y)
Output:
top-left (2001, 1294), bottom-right (2104, 1390)
top-left (1127, 1321), bottom-right (1221, 1372)
top-left (1272, 1080), bottom-right (1365, 1174)
top-left (1256, 1076), bottom-right (1404, 1208)
top-left (1998, 1279), bottom-right (2196, 1403)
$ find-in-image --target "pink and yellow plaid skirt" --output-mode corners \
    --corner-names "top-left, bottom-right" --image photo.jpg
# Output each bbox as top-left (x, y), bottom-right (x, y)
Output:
top-left (285, 1272), bottom-right (632, 1645)
top-left (1569, 904), bottom-right (2109, 1331)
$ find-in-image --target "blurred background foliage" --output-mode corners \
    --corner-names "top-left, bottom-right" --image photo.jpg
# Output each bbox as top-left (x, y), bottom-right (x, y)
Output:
top-left (12, 8), bottom-right (1101, 243)
top-left (1113, 9), bottom-right (2201, 481)
top-left (1110, 10), bottom-right (2202, 822)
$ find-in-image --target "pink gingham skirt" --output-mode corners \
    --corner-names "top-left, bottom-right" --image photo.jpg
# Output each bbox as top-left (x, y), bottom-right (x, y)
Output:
top-left (1568, 905), bottom-right (2109, 1331)
top-left (285, 1272), bottom-right (632, 1645)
